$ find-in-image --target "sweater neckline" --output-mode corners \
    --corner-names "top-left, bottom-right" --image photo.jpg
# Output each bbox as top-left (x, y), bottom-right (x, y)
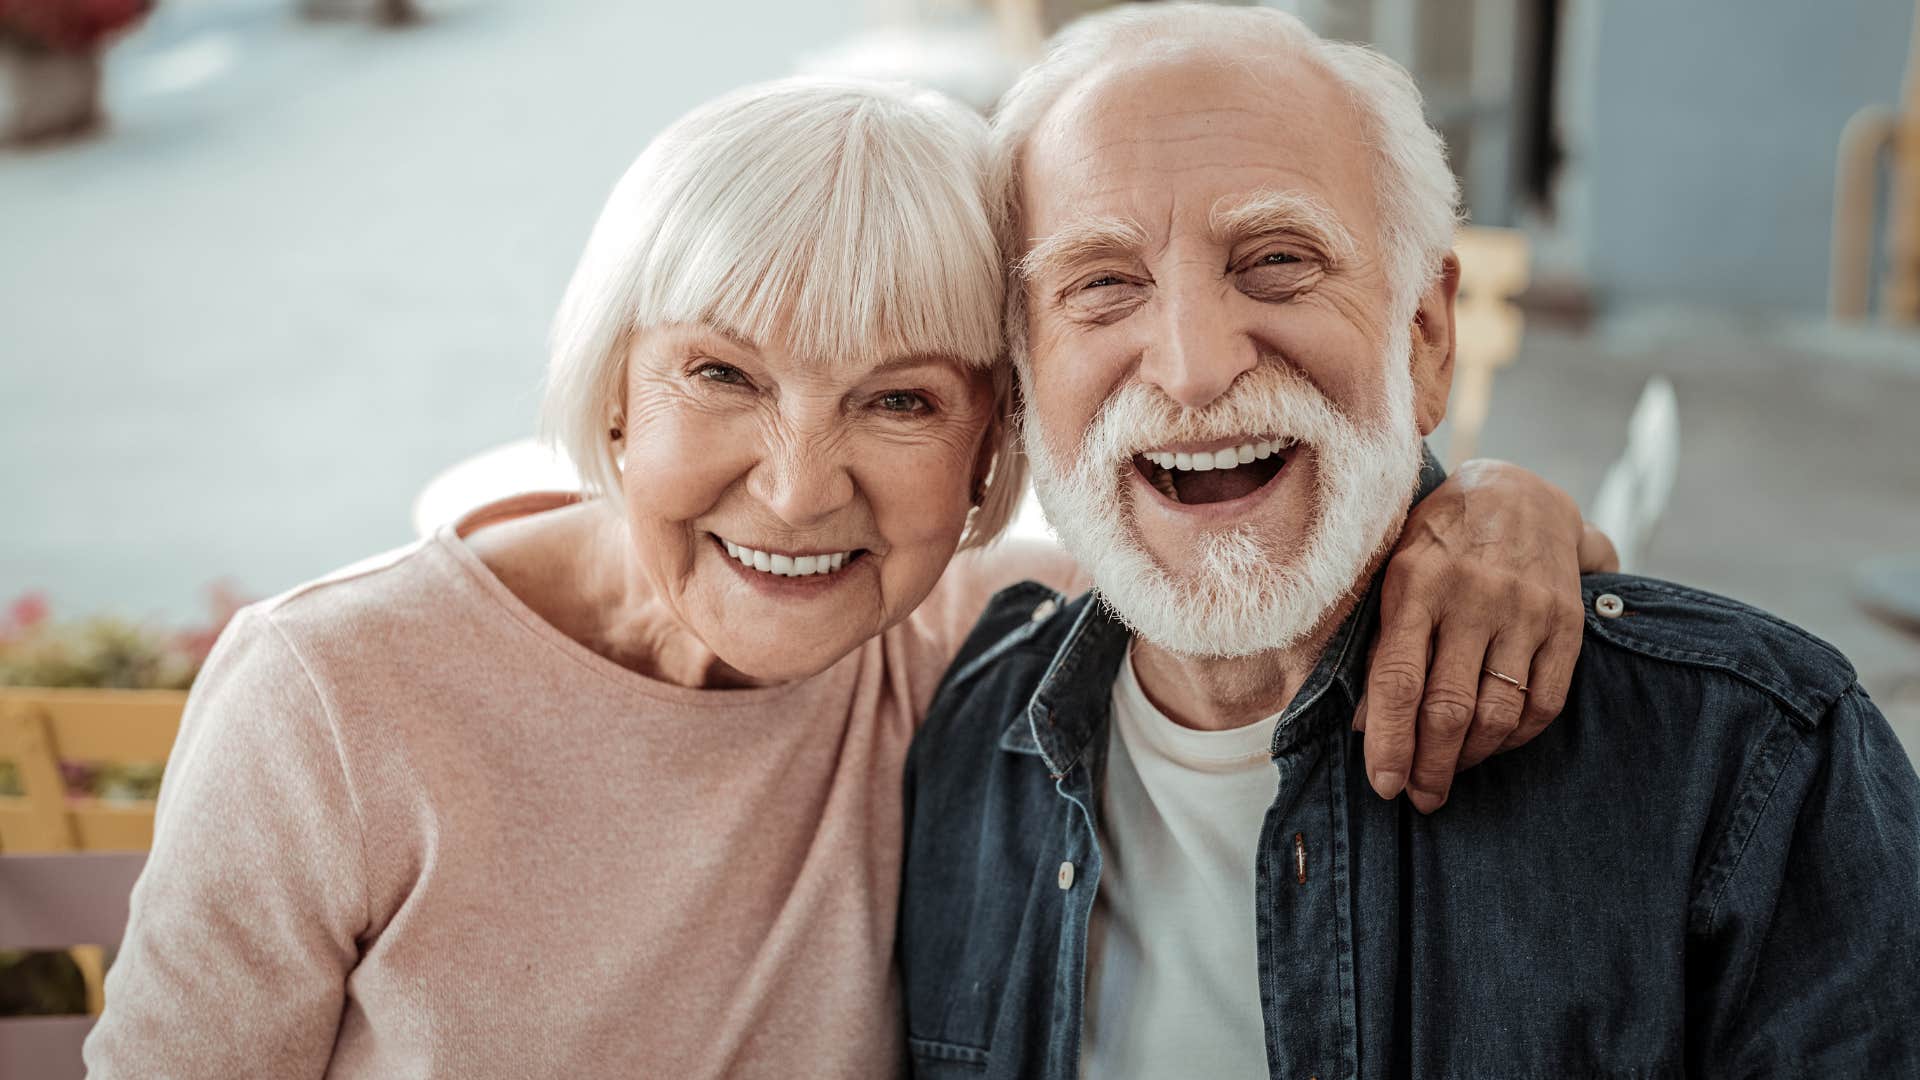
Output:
top-left (433, 494), bottom-right (855, 710)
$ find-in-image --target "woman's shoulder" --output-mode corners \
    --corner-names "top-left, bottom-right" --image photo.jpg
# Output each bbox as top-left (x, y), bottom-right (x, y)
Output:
top-left (256, 493), bottom-right (586, 657)
top-left (254, 534), bottom-right (476, 650)
top-left (210, 530), bottom-right (536, 724)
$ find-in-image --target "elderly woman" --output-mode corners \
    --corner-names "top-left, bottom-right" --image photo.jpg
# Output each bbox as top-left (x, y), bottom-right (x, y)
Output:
top-left (87, 78), bottom-right (1608, 1077)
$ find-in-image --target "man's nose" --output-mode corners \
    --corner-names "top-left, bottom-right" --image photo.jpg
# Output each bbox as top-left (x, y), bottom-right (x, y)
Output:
top-left (746, 433), bottom-right (856, 528)
top-left (1137, 284), bottom-right (1258, 409)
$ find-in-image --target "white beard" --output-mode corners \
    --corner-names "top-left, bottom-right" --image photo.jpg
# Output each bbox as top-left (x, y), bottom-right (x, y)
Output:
top-left (1022, 343), bottom-right (1425, 659)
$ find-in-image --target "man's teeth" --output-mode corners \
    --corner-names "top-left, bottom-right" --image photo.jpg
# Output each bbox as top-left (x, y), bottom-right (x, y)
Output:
top-left (722, 539), bottom-right (852, 578)
top-left (1146, 438), bottom-right (1293, 472)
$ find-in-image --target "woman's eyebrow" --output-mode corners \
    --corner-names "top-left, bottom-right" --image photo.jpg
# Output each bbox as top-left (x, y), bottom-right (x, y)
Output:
top-left (1208, 190), bottom-right (1357, 260)
top-left (690, 319), bottom-right (761, 352)
top-left (1016, 214), bottom-right (1149, 285)
top-left (858, 353), bottom-right (970, 380)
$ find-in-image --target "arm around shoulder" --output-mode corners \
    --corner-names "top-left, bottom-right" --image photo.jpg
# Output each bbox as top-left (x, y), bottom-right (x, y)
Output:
top-left (84, 607), bottom-right (369, 1077)
top-left (1690, 685), bottom-right (1920, 1075)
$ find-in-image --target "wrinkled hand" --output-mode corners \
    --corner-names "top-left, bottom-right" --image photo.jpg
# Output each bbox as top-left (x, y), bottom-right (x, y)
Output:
top-left (1357, 459), bottom-right (1617, 813)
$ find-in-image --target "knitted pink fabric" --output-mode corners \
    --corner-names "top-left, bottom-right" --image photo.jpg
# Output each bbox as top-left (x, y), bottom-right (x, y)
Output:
top-left (86, 500), bottom-right (1076, 1078)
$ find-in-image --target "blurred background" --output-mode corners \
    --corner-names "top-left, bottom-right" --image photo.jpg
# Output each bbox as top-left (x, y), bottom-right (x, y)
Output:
top-left (3, 0), bottom-right (1917, 767)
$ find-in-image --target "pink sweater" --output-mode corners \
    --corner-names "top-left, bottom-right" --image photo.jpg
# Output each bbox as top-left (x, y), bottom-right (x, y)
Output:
top-left (85, 506), bottom-right (1077, 1079)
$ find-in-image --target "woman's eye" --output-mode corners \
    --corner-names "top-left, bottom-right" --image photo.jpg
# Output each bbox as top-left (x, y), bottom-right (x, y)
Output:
top-left (1082, 275), bottom-right (1123, 290)
top-left (694, 362), bottom-right (748, 386)
top-left (876, 391), bottom-right (933, 415)
top-left (1259, 251), bottom-right (1302, 266)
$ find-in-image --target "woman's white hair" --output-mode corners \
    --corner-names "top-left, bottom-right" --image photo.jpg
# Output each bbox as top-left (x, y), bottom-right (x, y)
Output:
top-left (542, 77), bottom-right (1025, 548)
top-left (990, 2), bottom-right (1462, 358)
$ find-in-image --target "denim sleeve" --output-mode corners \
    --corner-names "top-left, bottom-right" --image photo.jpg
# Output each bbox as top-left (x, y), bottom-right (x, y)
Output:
top-left (1690, 685), bottom-right (1920, 1075)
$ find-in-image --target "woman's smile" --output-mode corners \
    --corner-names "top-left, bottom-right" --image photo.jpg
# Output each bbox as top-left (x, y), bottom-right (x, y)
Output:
top-left (711, 532), bottom-right (871, 594)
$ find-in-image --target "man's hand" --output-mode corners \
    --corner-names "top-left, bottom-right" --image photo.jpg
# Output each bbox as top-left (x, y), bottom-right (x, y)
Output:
top-left (1357, 459), bottom-right (1615, 813)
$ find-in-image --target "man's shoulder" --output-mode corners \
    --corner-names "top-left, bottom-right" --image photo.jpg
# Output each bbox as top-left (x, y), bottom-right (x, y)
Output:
top-left (1574, 573), bottom-right (1859, 729)
top-left (916, 581), bottom-right (1094, 749)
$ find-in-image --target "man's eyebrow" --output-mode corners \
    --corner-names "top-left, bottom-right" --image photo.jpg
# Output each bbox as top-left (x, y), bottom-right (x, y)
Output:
top-left (1015, 215), bottom-right (1149, 284)
top-left (1208, 190), bottom-right (1357, 261)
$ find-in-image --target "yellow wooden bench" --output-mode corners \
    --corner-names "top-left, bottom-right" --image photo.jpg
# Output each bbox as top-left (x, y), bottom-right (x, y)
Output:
top-left (0, 688), bottom-right (184, 1018)
top-left (1448, 225), bottom-right (1531, 466)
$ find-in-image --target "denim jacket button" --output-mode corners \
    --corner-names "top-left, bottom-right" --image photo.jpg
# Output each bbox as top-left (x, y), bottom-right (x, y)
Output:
top-left (1057, 861), bottom-right (1075, 890)
top-left (1595, 593), bottom-right (1626, 619)
top-left (1031, 598), bottom-right (1059, 623)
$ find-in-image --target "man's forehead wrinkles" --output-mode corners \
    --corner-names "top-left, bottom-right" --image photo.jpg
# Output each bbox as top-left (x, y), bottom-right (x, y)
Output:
top-left (1065, 126), bottom-right (1305, 168)
top-left (1065, 165), bottom-right (1329, 215)
top-left (1085, 101), bottom-right (1286, 128)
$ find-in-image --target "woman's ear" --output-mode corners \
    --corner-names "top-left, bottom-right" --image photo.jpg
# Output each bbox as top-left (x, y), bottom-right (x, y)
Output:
top-left (970, 412), bottom-right (1002, 507)
top-left (1409, 253), bottom-right (1461, 436)
top-left (973, 367), bottom-right (1021, 504)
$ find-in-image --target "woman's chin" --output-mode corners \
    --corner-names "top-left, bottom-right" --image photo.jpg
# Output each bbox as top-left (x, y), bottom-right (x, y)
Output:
top-left (708, 634), bottom-right (861, 686)
top-left (685, 547), bottom-right (911, 685)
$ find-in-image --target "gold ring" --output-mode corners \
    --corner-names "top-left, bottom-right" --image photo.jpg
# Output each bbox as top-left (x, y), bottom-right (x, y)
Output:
top-left (1483, 667), bottom-right (1529, 693)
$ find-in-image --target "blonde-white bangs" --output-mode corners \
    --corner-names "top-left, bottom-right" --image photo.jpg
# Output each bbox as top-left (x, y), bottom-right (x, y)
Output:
top-left (543, 77), bottom-right (1020, 546)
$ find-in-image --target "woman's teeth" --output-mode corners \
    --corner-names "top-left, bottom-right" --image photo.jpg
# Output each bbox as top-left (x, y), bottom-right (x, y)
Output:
top-left (1143, 438), bottom-right (1294, 472)
top-left (722, 538), bottom-right (852, 578)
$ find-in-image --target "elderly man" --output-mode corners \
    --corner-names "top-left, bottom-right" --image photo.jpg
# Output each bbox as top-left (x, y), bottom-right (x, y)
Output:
top-left (896, 5), bottom-right (1920, 1078)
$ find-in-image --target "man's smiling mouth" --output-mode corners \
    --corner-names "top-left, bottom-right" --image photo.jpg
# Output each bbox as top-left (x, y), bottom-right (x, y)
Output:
top-left (1132, 436), bottom-right (1294, 504)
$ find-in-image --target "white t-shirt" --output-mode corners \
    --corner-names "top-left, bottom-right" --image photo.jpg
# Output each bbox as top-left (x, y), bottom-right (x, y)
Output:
top-left (1082, 647), bottom-right (1280, 1079)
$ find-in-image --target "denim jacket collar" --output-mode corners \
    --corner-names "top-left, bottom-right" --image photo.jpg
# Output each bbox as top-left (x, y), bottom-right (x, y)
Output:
top-left (995, 594), bottom-right (1132, 777)
top-left (999, 448), bottom-right (1447, 774)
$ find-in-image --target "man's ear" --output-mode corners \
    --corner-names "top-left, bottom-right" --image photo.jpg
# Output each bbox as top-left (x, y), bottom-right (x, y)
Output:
top-left (1409, 252), bottom-right (1461, 436)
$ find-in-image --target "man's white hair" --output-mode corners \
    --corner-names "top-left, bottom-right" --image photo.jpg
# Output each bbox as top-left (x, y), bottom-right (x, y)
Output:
top-left (541, 77), bottom-right (1026, 549)
top-left (990, 2), bottom-right (1462, 357)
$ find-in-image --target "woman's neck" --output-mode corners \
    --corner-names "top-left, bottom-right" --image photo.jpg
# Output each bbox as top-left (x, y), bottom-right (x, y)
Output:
top-left (466, 501), bottom-right (762, 690)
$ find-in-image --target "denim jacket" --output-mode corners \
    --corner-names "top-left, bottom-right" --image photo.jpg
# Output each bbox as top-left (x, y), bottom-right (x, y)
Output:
top-left (898, 538), bottom-right (1920, 1077)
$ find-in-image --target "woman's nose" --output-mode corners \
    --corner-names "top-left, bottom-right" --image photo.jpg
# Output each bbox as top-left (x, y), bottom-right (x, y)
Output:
top-left (746, 439), bottom-right (856, 528)
top-left (1137, 283), bottom-right (1258, 409)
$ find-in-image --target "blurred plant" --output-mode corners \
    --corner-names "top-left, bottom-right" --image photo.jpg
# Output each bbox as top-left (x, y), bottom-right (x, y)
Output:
top-left (0, 584), bottom-right (244, 800)
top-left (0, 583), bottom-right (244, 691)
top-left (0, 950), bottom-right (84, 1016)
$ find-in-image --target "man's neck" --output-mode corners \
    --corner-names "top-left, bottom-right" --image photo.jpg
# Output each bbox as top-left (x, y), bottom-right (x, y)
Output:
top-left (1128, 569), bottom-right (1375, 734)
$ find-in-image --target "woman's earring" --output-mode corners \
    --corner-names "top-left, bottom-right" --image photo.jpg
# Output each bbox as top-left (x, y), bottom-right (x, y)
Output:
top-left (609, 425), bottom-right (624, 441)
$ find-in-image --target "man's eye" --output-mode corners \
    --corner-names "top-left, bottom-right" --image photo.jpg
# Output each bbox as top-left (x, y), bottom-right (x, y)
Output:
top-left (1082, 275), bottom-right (1123, 290)
top-left (1260, 251), bottom-right (1302, 266)
top-left (695, 362), bottom-right (748, 386)
top-left (876, 390), bottom-right (933, 414)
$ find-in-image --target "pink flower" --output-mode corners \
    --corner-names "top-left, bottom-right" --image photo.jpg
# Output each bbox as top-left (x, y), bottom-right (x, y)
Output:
top-left (3, 591), bottom-right (50, 639)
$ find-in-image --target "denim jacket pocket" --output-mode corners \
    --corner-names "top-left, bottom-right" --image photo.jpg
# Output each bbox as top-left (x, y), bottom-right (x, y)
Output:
top-left (907, 1035), bottom-right (989, 1074)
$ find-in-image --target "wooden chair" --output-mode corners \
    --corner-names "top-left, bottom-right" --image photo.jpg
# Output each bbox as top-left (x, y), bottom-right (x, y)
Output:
top-left (0, 689), bottom-right (183, 854)
top-left (1831, 0), bottom-right (1920, 321)
top-left (1448, 225), bottom-right (1532, 466)
top-left (0, 851), bottom-right (148, 1080)
top-left (0, 687), bottom-right (180, 1051)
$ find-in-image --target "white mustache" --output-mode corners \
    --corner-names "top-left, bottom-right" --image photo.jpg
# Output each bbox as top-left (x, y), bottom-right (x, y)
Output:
top-left (1067, 363), bottom-right (1353, 474)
